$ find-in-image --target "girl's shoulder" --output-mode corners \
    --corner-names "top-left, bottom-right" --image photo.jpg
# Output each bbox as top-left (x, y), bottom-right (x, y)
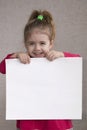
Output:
top-left (0, 53), bottom-right (14, 74)
top-left (63, 52), bottom-right (80, 57)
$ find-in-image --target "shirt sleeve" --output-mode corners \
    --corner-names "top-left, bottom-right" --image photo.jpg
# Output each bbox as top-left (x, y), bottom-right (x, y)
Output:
top-left (64, 52), bottom-right (80, 57)
top-left (0, 53), bottom-right (14, 74)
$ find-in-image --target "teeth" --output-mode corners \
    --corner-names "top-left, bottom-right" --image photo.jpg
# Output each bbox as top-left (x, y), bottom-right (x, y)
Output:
top-left (33, 52), bottom-right (44, 57)
top-left (34, 52), bottom-right (42, 55)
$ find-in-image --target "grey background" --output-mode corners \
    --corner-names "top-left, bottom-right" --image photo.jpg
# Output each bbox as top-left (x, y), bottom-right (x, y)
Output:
top-left (0, 0), bottom-right (87, 130)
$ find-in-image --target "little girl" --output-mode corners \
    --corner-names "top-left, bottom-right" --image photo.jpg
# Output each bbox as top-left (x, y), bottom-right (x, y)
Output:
top-left (0, 10), bottom-right (80, 130)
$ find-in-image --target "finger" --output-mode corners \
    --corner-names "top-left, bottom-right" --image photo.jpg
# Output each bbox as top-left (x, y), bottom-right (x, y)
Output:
top-left (26, 56), bottom-right (30, 63)
top-left (21, 55), bottom-right (30, 64)
top-left (19, 56), bottom-right (27, 64)
top-left (23, 57), bottom-right (30, 64)
top-left (46, 52), bottom-right (54, 60)
top-left (21, 59), bottom-right (27, 64)
top-left (47, 54), bottom-right (58, 61)
top-left (46, 54), bottom-right (54, 61)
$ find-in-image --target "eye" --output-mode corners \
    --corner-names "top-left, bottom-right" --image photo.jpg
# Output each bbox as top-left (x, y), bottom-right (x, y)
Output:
top-left (29, 42), bottom-right (35, 45)
top-left (26, 42), bottom-right (35, 46)
top-left (40, 42), bottom-right (46, 45)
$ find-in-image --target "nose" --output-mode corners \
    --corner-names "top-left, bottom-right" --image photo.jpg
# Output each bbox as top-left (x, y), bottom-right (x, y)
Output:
top-left (34, 44), bottom-right (41, 51)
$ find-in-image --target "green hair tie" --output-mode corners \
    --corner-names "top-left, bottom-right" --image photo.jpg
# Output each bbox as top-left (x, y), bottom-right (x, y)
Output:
top-left (37, 15), bottom-right (43, 20)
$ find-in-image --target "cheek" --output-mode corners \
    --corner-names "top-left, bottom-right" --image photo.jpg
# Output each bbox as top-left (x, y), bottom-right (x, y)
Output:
top-left (46, 45), bottom-right (52, 50)
top-left (43, 47), bottom-right (50, 53)
top-left (27, 46), bottom-right (33, 52)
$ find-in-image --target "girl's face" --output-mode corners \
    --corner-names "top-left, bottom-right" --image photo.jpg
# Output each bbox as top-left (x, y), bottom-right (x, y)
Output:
top-left (25, 28), bottom-right (53, 58)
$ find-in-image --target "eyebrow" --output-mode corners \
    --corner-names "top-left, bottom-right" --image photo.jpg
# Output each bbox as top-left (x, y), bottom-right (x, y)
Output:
top-left (26, 40), bottom-right (46, 43)
top-left (26, 41), bottom-right (35, 43)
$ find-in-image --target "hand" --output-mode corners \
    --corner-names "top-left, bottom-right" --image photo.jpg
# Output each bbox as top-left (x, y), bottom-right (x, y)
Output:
top-left (46, 50), bottom-right (64, 61)
top-left (11, 52), bottom-right (30, 64)
top-left (17, 52), bottom-right (30, 64)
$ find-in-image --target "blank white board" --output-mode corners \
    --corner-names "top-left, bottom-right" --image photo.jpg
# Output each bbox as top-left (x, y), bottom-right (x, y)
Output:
top-left (6, 58), bottom-right (82, 119)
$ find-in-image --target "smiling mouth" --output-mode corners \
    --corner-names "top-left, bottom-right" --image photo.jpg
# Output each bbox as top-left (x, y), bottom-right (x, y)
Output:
top-left (33, 52), bottom-right (45, 57)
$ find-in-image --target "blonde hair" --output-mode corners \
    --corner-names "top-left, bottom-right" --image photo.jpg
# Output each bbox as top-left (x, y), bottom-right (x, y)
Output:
top-left (24, 10), bottom-right (55, 43)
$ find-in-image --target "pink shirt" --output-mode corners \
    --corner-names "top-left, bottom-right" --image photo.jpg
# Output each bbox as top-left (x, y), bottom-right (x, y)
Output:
top-left (0, 52), bottom-right (80, 130)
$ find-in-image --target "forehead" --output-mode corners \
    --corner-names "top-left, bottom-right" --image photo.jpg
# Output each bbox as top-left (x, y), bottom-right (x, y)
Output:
top-left (27, 28), bottom-right (50, 41)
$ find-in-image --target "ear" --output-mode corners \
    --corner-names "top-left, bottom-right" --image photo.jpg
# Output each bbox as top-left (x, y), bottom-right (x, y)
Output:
top-left (50, 40), bottom-right (54, 49)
